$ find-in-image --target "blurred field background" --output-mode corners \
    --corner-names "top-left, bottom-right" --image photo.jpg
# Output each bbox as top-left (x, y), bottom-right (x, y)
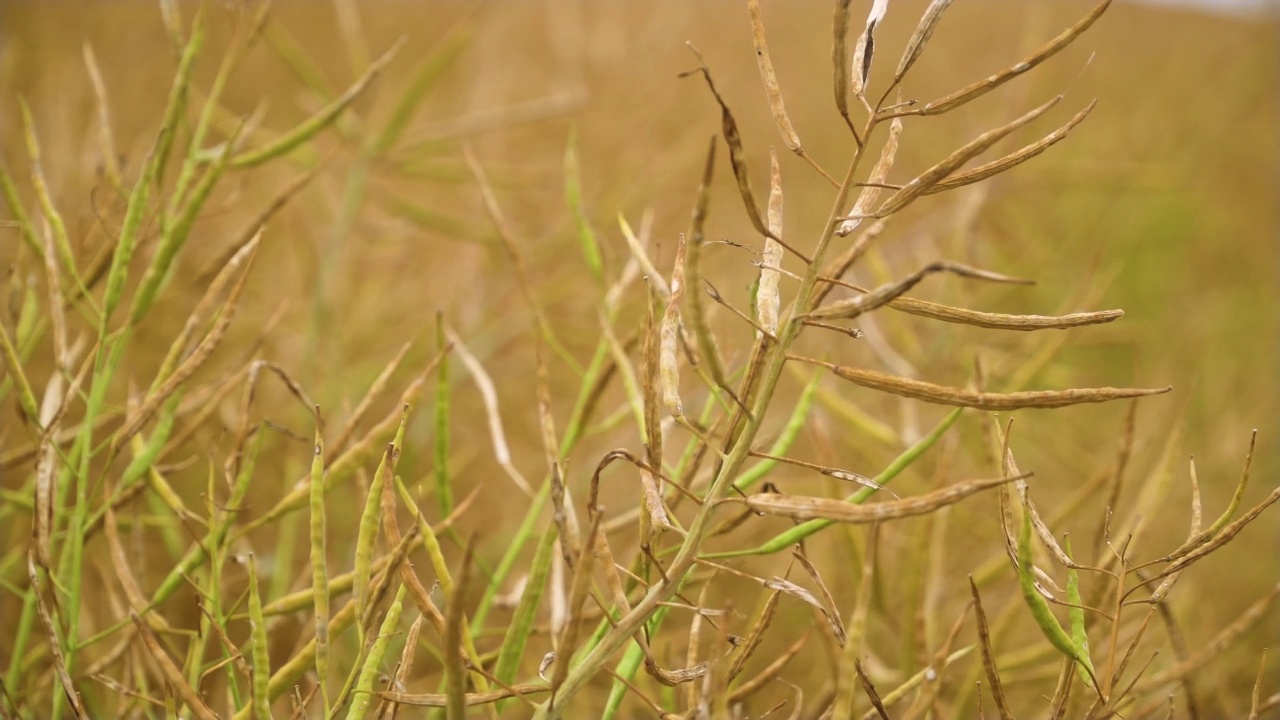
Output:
top-left (1, 0), bottom-right (1276, 717)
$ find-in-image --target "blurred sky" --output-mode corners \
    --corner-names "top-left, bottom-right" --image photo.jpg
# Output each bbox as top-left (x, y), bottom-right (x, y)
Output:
top-left (1131, 0), bottom-right (1274, 14)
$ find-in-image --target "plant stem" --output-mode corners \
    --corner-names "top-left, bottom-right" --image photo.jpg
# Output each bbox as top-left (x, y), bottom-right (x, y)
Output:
top-left (536, 121), bottom-right (875, 716)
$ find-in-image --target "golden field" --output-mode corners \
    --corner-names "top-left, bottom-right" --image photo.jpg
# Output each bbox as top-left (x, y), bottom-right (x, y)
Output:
top-left (0, 1), bottom-right (1276, 718)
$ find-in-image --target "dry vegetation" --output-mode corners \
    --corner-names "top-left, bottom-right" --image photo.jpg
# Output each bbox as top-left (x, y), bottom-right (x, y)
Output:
top-left (0, 1), bottom-right (1276, 719)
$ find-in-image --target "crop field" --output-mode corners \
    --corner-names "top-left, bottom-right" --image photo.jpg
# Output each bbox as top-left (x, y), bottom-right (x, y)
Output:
top-left (0, 1), bottom-right (1276, 718)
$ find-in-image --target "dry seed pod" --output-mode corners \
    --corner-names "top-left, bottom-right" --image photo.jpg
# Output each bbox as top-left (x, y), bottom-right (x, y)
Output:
top-left (910, 0), bottom-right (1112, 117)
top-left (1159, 483), bottom-right (1280, 581)
top-left (115, 232), bottom-right (262, 449)
top-left (727, 634), bottom-right (809, 705)
top-left (969, 578), bottom-right (1014, 720)
top-left (750, 0), bottom-right (800, 154)
top-left (926, 101), bottom-right (1096, 195)
top-left (83, 43), bottom-right (123, 190)
top-left (747, 3), bottom-right (839, 181)
top-left (442, 547), bottom-right (472, 720)
top-left (824, 468), bottom-right (886, 494)
top-left (684, 580), bottom-right (717, 709)
top-left (874, 95), bottom-right (1063, 219)
top-left (757, 148), bottom-right (784, 334)
top-left (854, 660), bottom-right (890, 720)
top-left (807, 260), bottom-right (1028, 321)
top-left (836, 115), bottom-right (901, 236)
top-left (682, 50), bottom-right (807, 262)
top-left (893, 0), bottom-right (954, 87)
top-left (1167, 430), bottom-right (1257, 560)
top-left (535, 340), bottom-right (559, 469)
top-left (32, 441), bottom-right (55, 567)
top-left (379, 686), bottom-right (552, 709)
top-left (640, 467), bottom-right (673, 543)
top-left (448, 326), bottom-right (534, 495)
top-left (131, 614), bottom-right (218, 720)
top-left (834, 520), bottom-right (875, 717)
top-left (816, 219), bottom-right (887, 308)
top-left (661, 234), bottom-right (687, 419)
top-left (1014, 503), bottom-right (1091, 684)
top-left (727, 589), bottom-right (782, 682)
top-left (832, 0), bottom-right (855, 128)
top-left (851, 0), bottom-right (889, 99)
top-left (643, 657), bottom-right (709, 687)
top-left (549, 513), bottom-right (603, 696)
top-left (747, 450), bottom-right (888, 495)
top-left (642, 281), bottom-right (663, 470)
top-left (685, 138), bottom-right (734, 397)
top-left (803, 358), bottom-right (1171, 410)
top-left (792, 549), bottom-right (845, 646)
top-left (1132, 582), bottom-right (1280, 696)
top-left (38, 234), bottom-right (69, 378)
top-left (550, 465), bottom-right (578, 571)
top-left (744, 473), bottom-right (1027, 523)
top-left (764, 577), bottom-right (847, 646)
top-left (881, 294), bottom-right (1123, 332)
top-left (619, 213), bottom-right (670, 298)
